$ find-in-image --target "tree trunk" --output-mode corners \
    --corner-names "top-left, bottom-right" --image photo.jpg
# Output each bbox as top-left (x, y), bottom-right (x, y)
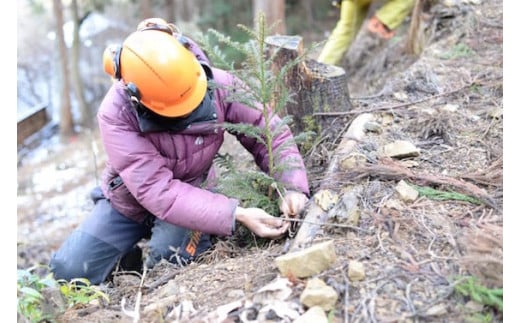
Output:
top-left (253, 0), bottom-right (286, 35)
top-left (405, 0), bottom-right (426, 55)
top-left (174, 0), bottom-right (198, 23)
top-left (52, 0), bottom-right (75, 141)
top-left (265, 35), bottom-right (352, 134)
top-left (70, 0), bottom-right (91, 129)
top-left (301, 0), bottom-right (315, 28)
top-left (164, 0), bottom-right (175, 23)
top-left (140, 0), bottom-right (152, 20)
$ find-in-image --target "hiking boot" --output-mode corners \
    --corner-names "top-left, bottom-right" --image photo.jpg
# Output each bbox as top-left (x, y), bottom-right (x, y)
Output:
top-left (367, 16), bottom-right (396, 39)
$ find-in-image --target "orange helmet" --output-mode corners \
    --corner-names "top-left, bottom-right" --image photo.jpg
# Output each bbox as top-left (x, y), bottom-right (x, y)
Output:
top-left (103, 22), bottom-right (207, 118)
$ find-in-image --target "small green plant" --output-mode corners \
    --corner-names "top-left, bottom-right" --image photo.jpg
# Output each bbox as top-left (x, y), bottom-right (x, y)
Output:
top-left (454, 276), bottom-right (503, 312)
top-left (196, 14), bottom-right (316, 248)
top-left (17, 265), bottom-right (109, 322)
top-left (440, 43), bottom-right (475, 60)
top-left (464, 312), bottom-right (494, 323)
top-left (197, 14), bottom-right (311, 215)
top-left (17, 265), bottom-right (59, 322)
top-left (57, 277), bottom-right (109, 308)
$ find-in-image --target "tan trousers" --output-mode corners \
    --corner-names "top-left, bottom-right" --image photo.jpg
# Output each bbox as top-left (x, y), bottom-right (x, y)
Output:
top-left (318, 0), bottom-right (415, 65)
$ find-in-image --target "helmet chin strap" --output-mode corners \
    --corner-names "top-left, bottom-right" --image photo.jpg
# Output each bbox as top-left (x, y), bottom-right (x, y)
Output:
top-left (125, 82), bottom-right (141, 107)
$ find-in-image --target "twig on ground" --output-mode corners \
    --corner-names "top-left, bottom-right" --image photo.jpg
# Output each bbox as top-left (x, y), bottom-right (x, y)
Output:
top-left (121, 266), bottom-right (147, 323)
top-left (341, 157), bottom-right (498, 210)
top-left (417, 212), bottom-right (458, 261)
top-left (353, 280), bottom-right (392, 323)
top-left (404, 277), bottom-right (419, 316)
top-left (340, 263), bottom-right (350, 323)
top-left (144, 267), bottom-right (181, 291)
top-left (282, 217), bottom-right (368, 233)
top-left (375, 225), bottom-right (387, 254)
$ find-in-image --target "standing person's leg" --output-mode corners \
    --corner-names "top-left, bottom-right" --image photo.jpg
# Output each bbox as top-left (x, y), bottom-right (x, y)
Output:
top-left (145, 218), bottom-right (213, 269)
top-left (49, 187), bottom-right (152, 285)
top-left (318, 0), bottom-right (372, 65)
top-left (372, 0), bottom-right (415, 32)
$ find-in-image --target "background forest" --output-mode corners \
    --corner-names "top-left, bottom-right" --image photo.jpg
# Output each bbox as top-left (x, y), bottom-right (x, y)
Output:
top-left (17, 0), bottom-right (335, 142)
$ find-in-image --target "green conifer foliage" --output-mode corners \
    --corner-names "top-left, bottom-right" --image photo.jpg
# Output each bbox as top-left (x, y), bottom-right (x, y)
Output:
top-left (196, 14), bottom-right (310, 222)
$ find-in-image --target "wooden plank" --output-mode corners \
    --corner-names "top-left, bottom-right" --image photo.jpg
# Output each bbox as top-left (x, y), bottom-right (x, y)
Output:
top-left (17, 106), bottom-right (49, 146)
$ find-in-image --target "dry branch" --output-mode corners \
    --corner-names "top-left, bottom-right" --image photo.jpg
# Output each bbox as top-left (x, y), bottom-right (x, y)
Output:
top-left (342, 157), bottom-right (498, 210)
top-left (460, 156), bottom-right (503, 188)
top-left (289, 113), bottom-right (374, 251)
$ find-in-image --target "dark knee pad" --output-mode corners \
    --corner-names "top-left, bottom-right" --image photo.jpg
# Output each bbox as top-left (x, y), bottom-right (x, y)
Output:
top-left (49, 230), bottom-right (120, 285)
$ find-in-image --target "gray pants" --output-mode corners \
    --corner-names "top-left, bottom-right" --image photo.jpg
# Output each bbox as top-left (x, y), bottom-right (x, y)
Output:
top-left (49, 187), bottom-right (212, 285)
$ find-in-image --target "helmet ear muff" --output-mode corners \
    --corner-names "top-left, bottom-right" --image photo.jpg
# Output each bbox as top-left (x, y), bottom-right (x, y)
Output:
top-left (112, 45), bottom-right (122, 80)
top-left (103, 44), bottom-right (123, 79)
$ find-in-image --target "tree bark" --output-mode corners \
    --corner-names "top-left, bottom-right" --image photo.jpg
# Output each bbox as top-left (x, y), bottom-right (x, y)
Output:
top-left (52, 0), bottom-right (75, 141)
top-left (266, 35), bottom-right (352, 134)
top-left (140, 0), bottom-right (152, 20)
top-left (405, 0), bottom-right (426, 55)
top-left (164, 0), bottom-right (175, 23)
top-left (253, 0), bottom-right (286, 35)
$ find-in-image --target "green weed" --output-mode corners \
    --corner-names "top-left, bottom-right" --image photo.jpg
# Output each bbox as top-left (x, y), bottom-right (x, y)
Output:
top-left (440, 43), bottom-right (475, 60)
top-left (17, 265), bottom-right (109, 322)
top-left (17, 265), bottom-right (58, 322)
top-left (56, 277), bottom-right (109, 308)
top-left (412, 184), bottom-right (481, 204)
top-left (454, 276), bottom-right (503, 312)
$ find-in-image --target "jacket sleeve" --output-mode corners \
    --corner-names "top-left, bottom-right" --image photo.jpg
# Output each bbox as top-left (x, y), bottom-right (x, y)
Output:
top-left (215, 69), bottom-right (310, 196)
top-left (97, 84), bottom-right (238, 236)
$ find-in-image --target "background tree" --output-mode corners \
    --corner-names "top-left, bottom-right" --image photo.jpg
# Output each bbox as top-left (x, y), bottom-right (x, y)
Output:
top-left (18, 0), bottom-right (334, 145)
top-left (70, 0), bottom-right (91, 129)
top-left (253, 0), bottom-right (286, 35)
top-left (52, 0), bottom-right (75, 140)
top-left (17, 1), bottom-right (55, 112)
top-left (140, 0), bottom-right (152, 20)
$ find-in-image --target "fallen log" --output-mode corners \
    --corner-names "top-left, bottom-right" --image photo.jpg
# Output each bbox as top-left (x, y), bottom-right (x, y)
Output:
top-left (289, 113), bottom-right (375, 251)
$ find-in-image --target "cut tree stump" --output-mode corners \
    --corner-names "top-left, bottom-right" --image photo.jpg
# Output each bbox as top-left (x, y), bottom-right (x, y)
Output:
top-left (265, 35), bottom-right (352, 134)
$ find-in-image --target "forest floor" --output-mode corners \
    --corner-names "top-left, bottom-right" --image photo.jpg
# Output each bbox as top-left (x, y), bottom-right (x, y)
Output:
top-left (17, 0), bottom-right (504, 322)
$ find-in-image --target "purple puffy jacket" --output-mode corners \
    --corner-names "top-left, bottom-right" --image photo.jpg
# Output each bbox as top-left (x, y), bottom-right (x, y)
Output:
top-left (97, 54), bottom-right (309, 237)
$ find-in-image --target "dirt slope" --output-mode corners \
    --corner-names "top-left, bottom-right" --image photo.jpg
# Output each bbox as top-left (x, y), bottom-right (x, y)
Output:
top-left (17, 0), bottom-right (503, 322)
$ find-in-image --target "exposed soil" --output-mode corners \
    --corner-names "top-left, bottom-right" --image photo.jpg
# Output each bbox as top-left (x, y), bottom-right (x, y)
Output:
top-left (17, 1), bottom-right (503, 322)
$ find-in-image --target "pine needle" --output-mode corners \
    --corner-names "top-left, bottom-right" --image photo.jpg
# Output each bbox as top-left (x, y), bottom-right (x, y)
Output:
top-left (412, 184), bottom-right (481, 204)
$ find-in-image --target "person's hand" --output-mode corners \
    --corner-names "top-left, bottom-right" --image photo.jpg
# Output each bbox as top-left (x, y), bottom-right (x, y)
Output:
top-left (235, 206), bottom-right (290, 239)
top-left (279, 191), bottom-right (308, 218)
